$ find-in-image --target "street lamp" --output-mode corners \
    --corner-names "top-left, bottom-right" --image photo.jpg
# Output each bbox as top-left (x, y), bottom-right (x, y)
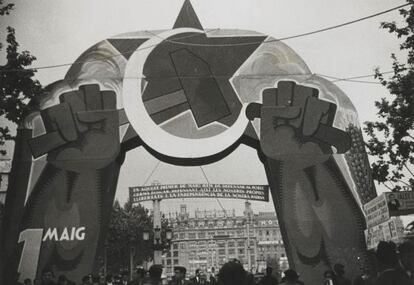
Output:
top-left (166, 228), bottom-right (173, 241)
top-left (143, 230), bottom-right (150, 241)
top-left (142, 227), bottom-right (174, 263)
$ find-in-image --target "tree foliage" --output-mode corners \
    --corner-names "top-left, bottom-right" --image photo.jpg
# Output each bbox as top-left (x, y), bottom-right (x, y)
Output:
top-left (365, 0), bottom-right (414, 192)
top-left (102, 199), bottom-right (171, 275)
top-left (0, 0), bottom-right (43, 155)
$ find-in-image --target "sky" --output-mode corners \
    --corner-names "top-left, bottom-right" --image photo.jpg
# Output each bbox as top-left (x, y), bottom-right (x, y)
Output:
top-left (1, 0), bottom-right (411, 218)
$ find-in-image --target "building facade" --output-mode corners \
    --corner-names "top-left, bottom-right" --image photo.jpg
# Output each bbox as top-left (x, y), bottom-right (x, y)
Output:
top-left (0, 158), bottom-right (11, 204)
top-left (162, 202), bottom-right (287, 277)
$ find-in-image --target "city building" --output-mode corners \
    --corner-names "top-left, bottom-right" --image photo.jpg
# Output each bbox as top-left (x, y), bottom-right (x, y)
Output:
top-left (0, 158), bottom-right (11, 204)
top-left (162, 202), bottom-right (287, 277)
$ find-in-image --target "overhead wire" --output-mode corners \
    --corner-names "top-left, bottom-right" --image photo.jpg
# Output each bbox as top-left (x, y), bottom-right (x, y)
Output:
top-left (199, 166), bottom-right (227, 216)
top-left (142, 160), bottom-right (162, 186)
top-left (0, 3), bottom-right (409, 73)
top-left (146, 3), bottom-right (410, 47)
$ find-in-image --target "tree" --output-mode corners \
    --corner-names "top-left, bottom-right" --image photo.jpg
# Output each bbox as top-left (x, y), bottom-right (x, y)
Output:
top-left (102, 199), bottom-right (171, 275)
top-left (0, 0), bottom-right (43, 155)
top-left (365, 0), bottom-right (414, 192)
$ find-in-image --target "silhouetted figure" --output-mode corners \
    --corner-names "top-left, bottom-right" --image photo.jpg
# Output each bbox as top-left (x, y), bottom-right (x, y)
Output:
top-left (258, 267), bottom-right (278, 285)
top-left (143, 265), bottom-right (163, 285)
top-left (106, 275), bottom-right (115, 285)
top-left (134, 268), bottom-right (146, 285)
top-left (333, 264), bottom-right (351, 285)
top-left (81, 275), bottom-right (92, 285)
top-left (399, 240), bottom-right (414, 281)
top-left (217, 261), bottom-right (247, 285)
top-left (169, 266), bottom-right (191, 285)
top-left (209, 267), bottom-right (217, 285)
top-left (57, 275), bottom-right (75, 285)
top-left (24, 278), bottom-right (32, 285)
top-left (374, 241), bottom-right (411, 285)
top-left (279, 269), bottom-right (302, 285)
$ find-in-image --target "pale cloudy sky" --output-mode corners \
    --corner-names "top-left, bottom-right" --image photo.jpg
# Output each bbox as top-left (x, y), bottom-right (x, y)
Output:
top-left (1, 0), bottom-right (410, 217)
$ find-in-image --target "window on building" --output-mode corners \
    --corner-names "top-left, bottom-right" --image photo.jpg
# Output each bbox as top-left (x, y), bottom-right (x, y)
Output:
top-left (173, 243), bottom-right (178, 250)
top-left (217, 242), bottom-right (226, 248)
top-left (237, 241), bottom-right (245, 247)
top-left (167, 259), bottom-right (171, 265)
top-left (258, 230), bottom-right (262, 236)
top-left (228, 248), bottom-right (235, 255)
top-left (179, 233), bottom-right (186, 239)
top-left (217, 231), bottom-right (225, 235)
top-left (228, 241), bottom-right (235, 247)
top-left (173, 251), bottom-right (179, 257)
top-left (198, 232), bottom-right (206, 239)
top-left (266, 230), bottom-right (270, 236)
top-left (188, 232), bottom-right (196, 239)
top-left (238, 249), bottom-right (245, 255)
top-left (173, 233), bottom-right (178, 239)
top-left (218, 249), bottom-right (226, 255)
top-left (173, 259), bottom-right (179, 265)
top-left (180, 243), bottom-right (186, 250)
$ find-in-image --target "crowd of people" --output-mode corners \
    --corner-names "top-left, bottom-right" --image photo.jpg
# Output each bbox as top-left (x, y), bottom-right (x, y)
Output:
top-left (10, 239), bottom-right (414, 285)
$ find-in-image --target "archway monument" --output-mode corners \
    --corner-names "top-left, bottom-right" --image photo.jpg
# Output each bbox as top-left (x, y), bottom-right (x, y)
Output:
top-left (1, 1), bottom-right (377, 284)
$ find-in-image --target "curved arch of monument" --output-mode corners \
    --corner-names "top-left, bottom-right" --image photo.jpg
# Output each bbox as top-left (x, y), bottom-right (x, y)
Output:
top-left (1, 1), bottom-right (376, 284)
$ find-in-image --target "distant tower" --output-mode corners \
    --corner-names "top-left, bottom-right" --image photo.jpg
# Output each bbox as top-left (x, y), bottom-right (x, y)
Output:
top-left (180, 204), bottom-right (188, 220)
top-left (244, 201), bottom-right (253, 218)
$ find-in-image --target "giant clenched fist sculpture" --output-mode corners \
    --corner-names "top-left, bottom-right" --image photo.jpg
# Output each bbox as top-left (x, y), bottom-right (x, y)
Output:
top-left (29, 84), bottom-right (120, 170)
top-left (247, 81), bottom-right (370, 284)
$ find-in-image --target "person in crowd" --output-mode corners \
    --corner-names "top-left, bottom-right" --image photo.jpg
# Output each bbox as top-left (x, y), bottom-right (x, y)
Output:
top-left (120, 271), bottom-right (130, 285)
top-left (217, 260), bottom-right (247, 285)
top-left (191, 269), bottom-right (202, 285)
top-left (81, 275), bottom-right (92, 285)
top-left (134, 268), bottom-right (146, 285)
top-left (333, 264), bottom-right (351, 285)
top-left (323, 270), bottom-right (335, 285)
top-left (209, 267), bottom-right (217, 285)
top-left (58, 274), bottom-right (76, 285)
top-left (92, 276), bottom-right (102, 285)
top-left (143, 265), bottom-right (163, 285)
top-left (169, 266), bottom-right (191, 285)
top-left (374, 240), bottom-right (411, 285)
top-left (106, 275), bottom-right (115, 285)
top-left (24, 278), bottom-right (32, 285)
top-left (279, 269), bottom-right (302, 285)
top-left (245, 272), bottom-right (256, 285)
top-left (258, 267), bottom-right (278, 285)
top-left (40, 268), bottom-right (56, 285)
top-left (353, 270), bottom-right (374, 285)
top-left (399, 240), bottom-right (414, 280)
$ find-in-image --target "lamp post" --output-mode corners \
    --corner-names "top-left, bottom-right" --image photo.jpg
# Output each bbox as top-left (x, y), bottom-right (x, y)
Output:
top-left (143, 227), bottom-right (173, 265)
top-left (129, 237), bottom-right (136, 280)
